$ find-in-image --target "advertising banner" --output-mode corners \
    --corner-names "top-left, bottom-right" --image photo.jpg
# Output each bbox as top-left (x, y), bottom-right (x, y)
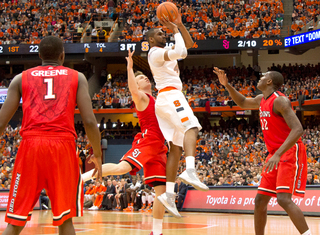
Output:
top-left (182, 186), bottom-right (320, 216)
top-left (0, 191), bottom-right (40, 211)
top-left (0, 89), bottom-right (8, 104)
top-left (0, 89), bottom-right (22, 104)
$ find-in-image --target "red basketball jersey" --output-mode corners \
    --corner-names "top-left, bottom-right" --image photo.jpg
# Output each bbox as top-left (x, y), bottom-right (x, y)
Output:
top-left (136, 93), bottom-right (164, 141)
top-left (259, 91), bottom-right (302, 153)
top-left (20, 65), bottom-right (78, 138)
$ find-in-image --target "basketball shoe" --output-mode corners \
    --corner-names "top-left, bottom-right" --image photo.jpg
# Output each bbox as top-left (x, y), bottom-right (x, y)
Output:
top-left (157, 192), bottom-right (181, 218)
top-left (139, 204), bottom-right (146, 212)
top-left (179, 169), bottom-right (209, 191)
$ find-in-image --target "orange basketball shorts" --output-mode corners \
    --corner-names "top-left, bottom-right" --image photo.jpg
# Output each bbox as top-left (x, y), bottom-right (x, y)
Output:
top-left (121, 132), bottom-right (167, 186)
top-left (258, 142), bottom-right (307, 198)
top-left (5, 132), bottom-right (83, 226)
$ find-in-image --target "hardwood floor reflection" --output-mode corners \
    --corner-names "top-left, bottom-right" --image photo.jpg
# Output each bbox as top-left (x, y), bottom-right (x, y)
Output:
top-left (0, 210), bottom-right (319, 234)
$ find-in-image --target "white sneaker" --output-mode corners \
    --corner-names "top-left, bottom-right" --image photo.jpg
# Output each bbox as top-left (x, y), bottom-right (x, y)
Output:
top-left (179, 169), bottom-right (209, 191)
top-left (42, 204), bottom-right (48, 210)
top-left (88, 205), bottom-right (98, 210)
top-left (157, 192), bottom-right (181, 218)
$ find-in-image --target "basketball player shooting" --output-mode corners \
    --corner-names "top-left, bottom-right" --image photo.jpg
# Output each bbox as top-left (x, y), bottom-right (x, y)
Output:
top-left (0, 36), bottom-right (102, 235)
top-left (83, 49), bottom-right (167, 235)
top-left (146, 9), bottom-right (209, 218)
top-left (214, 68), bottom-right (311, 235)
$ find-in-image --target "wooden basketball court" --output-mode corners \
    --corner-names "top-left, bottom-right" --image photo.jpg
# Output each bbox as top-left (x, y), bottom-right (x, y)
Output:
top-left (0, 210), bottom-right (319, 234)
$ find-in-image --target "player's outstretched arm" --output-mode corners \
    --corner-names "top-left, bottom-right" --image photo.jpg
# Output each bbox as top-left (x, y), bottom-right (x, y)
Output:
top-left (174, 9), bottom-right (194, 49)
top-left (159, 17), bottom-right (187, 61)
top-left (125, 49), bottom-right (149, 111)
top-left (264, 96), bottom-right (304, 173)
top-left (214, 67), bottom-right (262, 109)
top-left (0, 74), bottom-right (22, 134)
top-left (77, 72), bottom-right (102, 181)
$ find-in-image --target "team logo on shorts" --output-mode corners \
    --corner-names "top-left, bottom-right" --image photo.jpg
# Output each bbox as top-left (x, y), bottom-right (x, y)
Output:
top-left (297, 180), bottom-right (301, 189)
top-left (132, 149), bottom-right (141, 158)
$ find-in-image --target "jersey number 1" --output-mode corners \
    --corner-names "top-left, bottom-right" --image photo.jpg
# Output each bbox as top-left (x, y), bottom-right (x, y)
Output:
top-left (44, 78), bottom-right (56, 100)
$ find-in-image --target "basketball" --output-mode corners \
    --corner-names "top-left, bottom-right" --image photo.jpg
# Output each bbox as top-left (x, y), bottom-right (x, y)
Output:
top-left (156, 2), bottom-right (179, 22)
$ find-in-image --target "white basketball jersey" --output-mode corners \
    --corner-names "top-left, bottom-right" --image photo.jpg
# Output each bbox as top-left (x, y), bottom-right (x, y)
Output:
top-left (148, 46), bottom-right (182, 91)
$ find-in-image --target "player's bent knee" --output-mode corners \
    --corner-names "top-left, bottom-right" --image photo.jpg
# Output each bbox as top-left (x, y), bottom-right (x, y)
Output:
top-left (277, 194), bottom-right (292, 208)
top-left (117, 161), bottom-right (132, 174)
top-left (185, 126), bottom-right (199, 135)
top-left (169, 143), bottom-right (183, 153)
top-left (254, 194), bottom-right (270, 208)
top-left (6, 223), bottom-right (25, 234)
top-left (59, 218), bottom-right (73, 227)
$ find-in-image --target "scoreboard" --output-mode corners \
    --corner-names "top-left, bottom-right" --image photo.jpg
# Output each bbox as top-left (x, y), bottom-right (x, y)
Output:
top-left (0, 38), bottom-right (285, 56)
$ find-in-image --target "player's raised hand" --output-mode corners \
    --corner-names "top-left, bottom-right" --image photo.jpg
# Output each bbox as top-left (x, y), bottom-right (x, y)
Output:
top-left (159, 16), bottom-right (178, 31)
top-left (125, 48), bottom-right (135, 69)
top-left (213, 67), bottom-right (228, 86)
top-left (173, 8), bottom-right (182, 26)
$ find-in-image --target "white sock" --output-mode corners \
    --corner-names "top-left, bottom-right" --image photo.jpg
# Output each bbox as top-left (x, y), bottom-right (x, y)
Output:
top-left (302, 229), bottom-right (311, 235)
top-left (153, 218), bottom-right (163, 235)
top-left (186, 156), bottom-right (195, 169)
top-left (166, 182), bottom-right (175, 194)
top-left (148, 195), bottom-right (154, 203)
top-left (141, 195), bottom-right (146, 204)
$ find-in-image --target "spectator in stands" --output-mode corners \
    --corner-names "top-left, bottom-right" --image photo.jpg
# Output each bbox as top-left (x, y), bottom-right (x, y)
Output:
top-left (84, 182), bottom-right (95, 208)
top-left (233, 174), bottom-right (242, 186)
top-left (98, 27), bottom-right (107, 42)
top-left (114, 178), bottom-right (128, 210)
top-left (91, 27), bottom-right (98, 42)
top-left (101, 179), bottom-right (116, 210)
top-left (307, 173), bottom-right (314, 185)
top-left (108, 0), bottom-right (115, 17)
top-left (124, 177), bottom-right (141, 211)
top-left (39, 189), bottom-right (49, 210)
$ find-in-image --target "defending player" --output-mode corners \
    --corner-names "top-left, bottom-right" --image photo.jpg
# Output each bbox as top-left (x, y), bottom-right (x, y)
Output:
top-left (214, 68), bottom-right (311, 235)
top-left (146, 11), bottom-right (208, 217)
top-left (82, 49), bottom-right (166, 235)
top-left (1, 36), bottom-right (102, 235)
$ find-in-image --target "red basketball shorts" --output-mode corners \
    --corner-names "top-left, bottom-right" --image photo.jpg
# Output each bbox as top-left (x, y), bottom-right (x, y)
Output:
top-left (121, 132), bottom-right (167, 186)
top-left (258, 142), bottom-right (307, 198)
top-left (5, 132), bottom-right (83, 226)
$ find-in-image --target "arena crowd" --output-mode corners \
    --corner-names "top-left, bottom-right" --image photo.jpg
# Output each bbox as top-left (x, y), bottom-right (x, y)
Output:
top-left (0, 0), bottom-right (286, 45)
top-left (92, 63), bottom-right (320, 109)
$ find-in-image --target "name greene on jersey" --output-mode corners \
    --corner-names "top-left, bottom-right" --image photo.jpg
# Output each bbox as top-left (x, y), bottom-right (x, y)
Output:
top-left (30, 69), bottom-right (68, 77)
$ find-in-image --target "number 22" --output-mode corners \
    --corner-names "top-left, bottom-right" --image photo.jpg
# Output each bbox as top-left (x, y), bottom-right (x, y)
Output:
top-left (44, 78), bottom-right (56, 99)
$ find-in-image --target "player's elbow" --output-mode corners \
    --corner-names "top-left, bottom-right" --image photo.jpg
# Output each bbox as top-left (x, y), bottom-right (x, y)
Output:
top-left (180, 48), bottom-right (187, 59)
top-left (186, 41), bottom-right (194, 49)
top-left (296, 126), bottom-right (304, 137)
top-left (83, 119), bottom-right (98, 129)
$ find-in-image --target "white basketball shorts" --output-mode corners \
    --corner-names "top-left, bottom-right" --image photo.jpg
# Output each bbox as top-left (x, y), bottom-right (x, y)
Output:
top-left (155, 89), bottom-right (202, 147)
